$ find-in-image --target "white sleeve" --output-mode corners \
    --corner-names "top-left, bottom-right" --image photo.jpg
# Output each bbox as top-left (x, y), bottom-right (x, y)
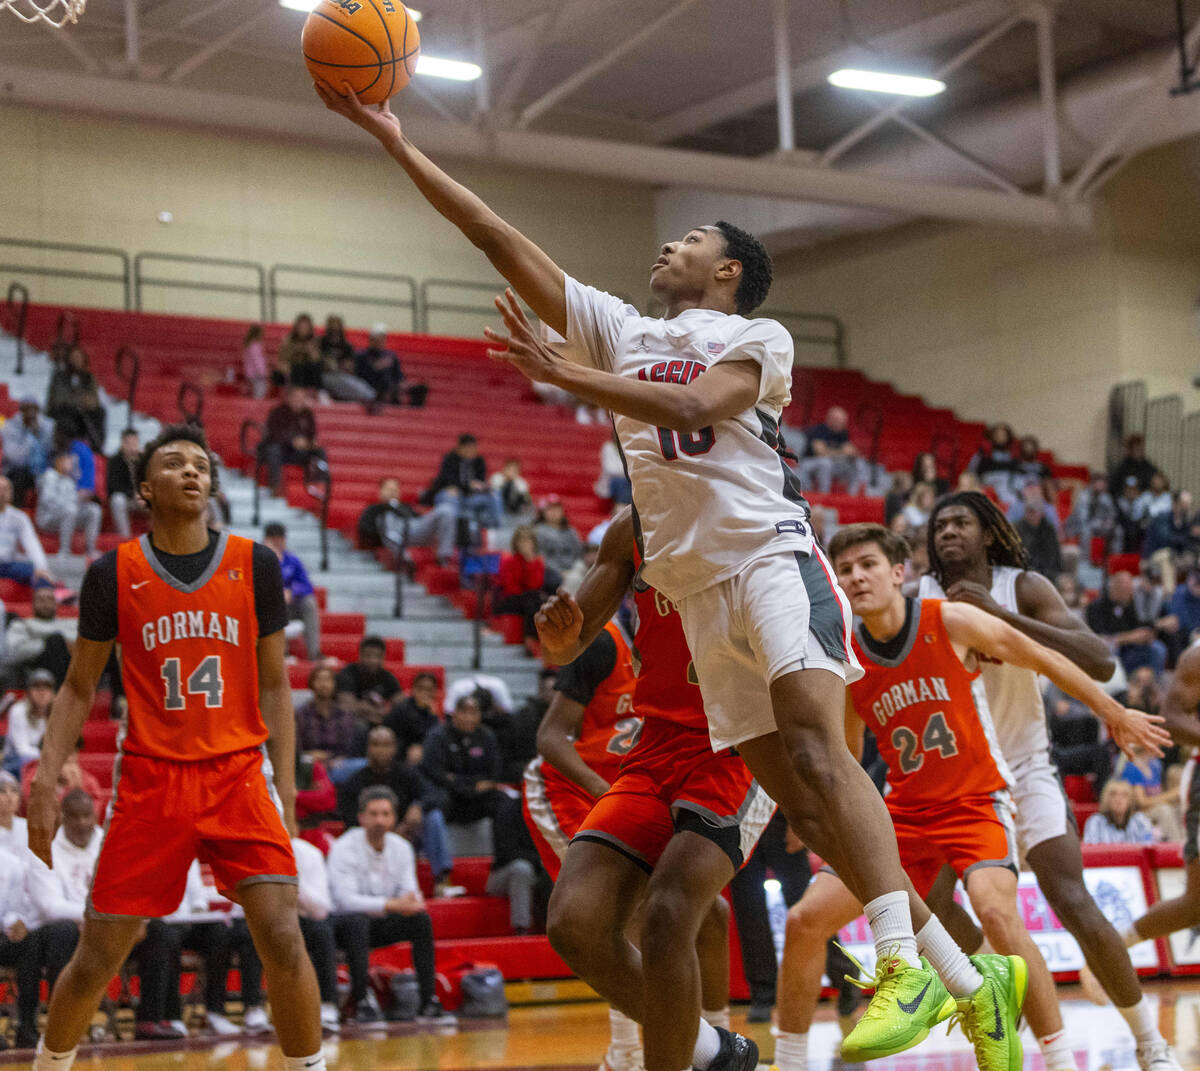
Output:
top-left (0, 850), bottom-right (26, 929)
top-left (26, 857), bottom-right (83, 923)
top-left (388, 836), bottom-right (420, 898)
top-left (292, 840), bottom-right (332, 921)
top-left (709, 318), bottom-right (794, 410)
top-left (18, 512), bottom-right (47, 573)
top-left (5, 703), bottom-right (40, 764)
top-left (327, 836), bottom-right (387, 916)
top-left (563, 275), bottom-right (637, 373)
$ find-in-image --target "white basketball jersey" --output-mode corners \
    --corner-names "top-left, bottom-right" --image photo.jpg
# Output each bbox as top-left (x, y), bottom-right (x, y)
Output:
top-left (917, 566), bottom-right (1048, 765)
top-left (564, 276), bottom-right (813, 601)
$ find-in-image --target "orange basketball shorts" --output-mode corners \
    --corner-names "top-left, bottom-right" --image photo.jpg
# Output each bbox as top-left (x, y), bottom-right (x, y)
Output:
top-left (89, 747), bottom-right (296, 918)
top-left (522, 760), bottom-right (601, 880)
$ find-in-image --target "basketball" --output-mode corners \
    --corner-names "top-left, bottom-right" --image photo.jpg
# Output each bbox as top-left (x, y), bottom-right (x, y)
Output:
top-left (302, 0), bottom-right (420, 105)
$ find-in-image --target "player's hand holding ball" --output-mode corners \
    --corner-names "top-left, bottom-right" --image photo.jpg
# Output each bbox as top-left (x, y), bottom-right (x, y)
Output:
top-left (314, 79), bottom-right (403, 145)
top-left (536, 587), bottom-right (585, 659)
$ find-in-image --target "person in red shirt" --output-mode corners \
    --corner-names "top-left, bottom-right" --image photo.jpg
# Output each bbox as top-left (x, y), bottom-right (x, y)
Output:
top-left (26, 424), bottom-right (324, 1071)
top-left (494, 525), bottom-right (559, 649)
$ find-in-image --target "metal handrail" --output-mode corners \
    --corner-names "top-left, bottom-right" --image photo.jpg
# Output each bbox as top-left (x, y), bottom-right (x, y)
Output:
top-left (855, 402), bottom-right (884, 465)
top-left (5, 282), bottom-right (29, 374)
top-left (267, 264), bottom-right (419, 331)
top-left (419, 277), bottom-right (537, 334)
top-left (764, 309), bottom-right (848, 368)
top-left (115, 346), bottom-right (140, 424)
top-left (177, 381), bottom-right (204, 425)
top-left (304, 454), bottom-right (332, 573)
top-left (0, 238), bottom-right (131, 310)
top-left (134, 253), bottom-right (267, 320)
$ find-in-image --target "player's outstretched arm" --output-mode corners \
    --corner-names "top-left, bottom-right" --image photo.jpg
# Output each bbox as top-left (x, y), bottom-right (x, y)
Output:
top-left (27, 637), bottom-right (113, 867)
top-left (487, 290), bottom-right (761, 432)
top-left (536, 508), bottom-right (636, 665)
top-left (1161, 646), bottom-right (1200, 750)
top-left (941, 600), bottom-right (1171, 759)
top-left (314, 82), bottom-right (567, 337)
top-left (258, 629), bottom-right (298, 835)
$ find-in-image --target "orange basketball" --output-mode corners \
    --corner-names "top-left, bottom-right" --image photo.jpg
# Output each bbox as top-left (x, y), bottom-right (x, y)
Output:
top-left (302, 0), bottom-right (420, 105)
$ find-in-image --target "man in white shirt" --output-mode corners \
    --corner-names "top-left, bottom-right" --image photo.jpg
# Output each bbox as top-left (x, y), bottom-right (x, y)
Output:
top-left (0, 475), bottom-right (52, 589)
top-left (327, 786), bottom-right (449, 1024)
top-left (0, 771), bottom-right (29, 857)
top-left (0, 843), bottom-right (40, 1048)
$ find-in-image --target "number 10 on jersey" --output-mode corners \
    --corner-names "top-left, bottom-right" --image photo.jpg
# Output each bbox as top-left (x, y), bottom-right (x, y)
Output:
top-left (656, 425), bottom-right (715, 460)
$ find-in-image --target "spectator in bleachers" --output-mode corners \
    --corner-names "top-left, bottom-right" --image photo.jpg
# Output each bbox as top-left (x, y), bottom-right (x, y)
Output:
top-left (278, 313), bottom-right (323, 390)
top-left (587, 503), bottom-right (623, 548)
top-left (1083, 780), bottom-right (1155, 845)
top-left (533, 496), bottom-right (583, 577)
top-left (55, 417), bottom-right (99, 503)
top-left (327, 786), bottom-right (450, 1023)
top-left (901, 483), bottom-right (935, 529)
top-left (420, 694), bottom-right (504, 831)
top-left (20, 739), bottom-right (104, 815)
top-left (0, 771), bottom-right (28, 856)
top-left (1137, 471), bottom-right (1173, 521)
top-left (594, 437), bottom-right (632, 505)
top-left (1014, 487), bottom-right (1062, 579)
top-left (1109, 433), bottom-right (1159, 495)
top-left (486, 791), bottom-right (549, 936)
top-left (1, 669), bottom-right (55, 775)
top-left (498, 667), bottom-right (556, 785)
top-left (1124, 665), bottom-right (1164, 717)
top-left (1144, 491), bottom-right (1199, 590)
top-left (1007, 479), bottom-right (1061, 529)
top-left (356, 477), bottom-right (458, 566)
top-left (355, 324), bottom-right (428, 408)
top-left (1087, 571), bottom-right (1168, 676)
top-left (242, 324), bottom-right (270, 400)
top-left (296, 664), bottom-right (359, 772)
top-left (494, 526), bottom-right (560, 648)
top-left (425, 433), bottom-right (499, 531)
top-left (1013, 435), bottom-right (1051, 491)
top-left (967, 423), bottom-right (1020, 503)
top-left (3, 582), bottom-right (77, 687)
top-left (36, 449), bottom-right (101, 563)
top-left (105, 428), bottom-right (146, 539)
top-left (491, 457), bottom-right (533, 516)
top-left (336, 635), bottom-right (401, 728)
top-left (1115, 738), bottom-right (1180, 839)
top-left (1170, 568), bottom-right (1200, 646)
top-left (319, 315), bottom-right (375, 403)
top-left (1, 397), bottom-right (54, 506)
top-left (560, 541), bottom-right (599, 594)
top-left (1045, 679), bottom-right (1112, 794)
top-left (0, 476), bottom-right (52, 589)
top-left (45, 347), bottom-right (105, 452)
top-left (1066, 471), bottom-right (1117, 548)
top-left (443, 673), bottom-right (514, 722)
top-left (911, 453), bottom-right (949, 497)
top-left (385, 671), bottom-right (441, 765)
top-left (295, 752), bottom-right (338, 833)
top-left (1055, 572), bottom-right (1086, 615)
top-left (263, 522), bottom-right (321, 661)
top-left (260, 386), bottom-right (327, 495)
top-left (883, 471), bottom-right (914, 527)
top-left (0, 841), bottom-right (40, 1049)
top-left (797, 406), bottom-right (868, 493)
top-left (1114, 476), bottom-right (1148, 554)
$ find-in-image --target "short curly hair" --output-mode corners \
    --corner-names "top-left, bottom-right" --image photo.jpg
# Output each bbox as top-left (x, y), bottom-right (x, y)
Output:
top-left (134, 423), bottom-right (219, 494)
top-left (713, 220), bottom-right (773, 316)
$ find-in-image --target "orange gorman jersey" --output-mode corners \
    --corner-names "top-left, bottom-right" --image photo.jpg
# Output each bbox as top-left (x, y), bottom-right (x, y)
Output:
top-left (849, 599), bottom-right (1010, 813)
top-left (632, 581), bottom-right (706, 730)
top-left (116, 533), bottom-right (267, 761)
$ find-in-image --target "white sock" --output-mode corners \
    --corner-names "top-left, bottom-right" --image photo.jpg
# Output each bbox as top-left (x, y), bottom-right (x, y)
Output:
top-left (609, 1008), bottom-right (641, 1054)
top-left (284, 1055), bottom-right (327, 1071)
top-left (1120, 923), bottom-right (1143, 948)
top-left (915, 916), bottom-right (982, 998)
top-left (34, 1039), bottom-right (77, 1071)
top-left (1037, 1030), bottom-right (1077, 1071)
top-left (773, 1030), bottom-right (809, 1071)
top-left (864, 892), bottom-right (919, 968)
top-left (691, 1018), bottom-right (722, 1070)
top-left (1117, 997), bottom-right (1161, 1046)
top-left (700, 1007), bottom-right (729, 1030)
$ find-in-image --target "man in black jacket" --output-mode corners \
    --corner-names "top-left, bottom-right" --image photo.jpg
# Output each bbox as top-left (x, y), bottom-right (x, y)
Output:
top-left (424, 434), bottom-right (499, 530)
top-left (420, 695), bottom-right (504, 827)
top-left (385, 672), bottom-right (441, 765)
top-left (105, 428), bottom-right (146, 539)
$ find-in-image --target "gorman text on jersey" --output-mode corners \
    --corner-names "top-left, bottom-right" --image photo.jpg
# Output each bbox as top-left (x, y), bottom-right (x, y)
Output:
top-left (142, 611), bottom-right (241, 652)
top-left (871, 676), bottom-right (952, 727)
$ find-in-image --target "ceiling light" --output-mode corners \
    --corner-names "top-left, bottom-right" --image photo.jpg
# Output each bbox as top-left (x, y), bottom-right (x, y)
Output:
top-left (416, 55), bottom-right (480, 81)
top-left (828, 69), bottom-right (945, 97)
top-left (280, 0), bottom-right (421, 18)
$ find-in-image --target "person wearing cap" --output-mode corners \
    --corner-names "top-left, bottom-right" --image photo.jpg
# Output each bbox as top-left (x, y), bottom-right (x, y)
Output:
top-left (533, 495), bottom-right (583, 576)
top-left (0, 476), bottom-right (53, 590)
top-left (0, 395), bottom-right (54, 506)
top-left (355, 324), bottom-right (428, 407)
top-left (1, 669), bottom-right (56, 776)
top-left (3, 580), bottom-right (78, 689)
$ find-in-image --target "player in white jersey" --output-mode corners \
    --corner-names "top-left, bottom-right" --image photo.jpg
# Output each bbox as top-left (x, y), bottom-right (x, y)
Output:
top-left (917, 491), bottom-right (1178, 1071)
top-left (317, 83), bottom-right (1015, 1064)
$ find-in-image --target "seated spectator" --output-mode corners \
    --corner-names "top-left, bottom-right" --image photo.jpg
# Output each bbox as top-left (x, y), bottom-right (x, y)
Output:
top-left (1014, 487), bottom-right (1062, 579)
top-left (498, 667), bottom-right (557, 784)
top-left (1144, 491), bottom-right (1199, 590)
top-left (106, 428), bottom-right (147, 539)
top-left (356, 477), bottom-right (457, 566)
top-left (355, 324), bottom-right (428, 407)
top-left (263, 522), bottom-right (321, 660)
top-left (1109, 433), bottom-right (1158, 495)
top-left (1170, 568), bottom-right (1200, 645)
top-left (45, 346), bottom-right (105, 452)
top-left (20, 739), bottom-right (104, 814)
top-left (494, 527), bottom-right (560, 647)
top-left (1007, 479), bottom-right (1061, 529)
top-left (36, 449), bottom-right (101, 563)
top-left (3, 581), bottom-right (78, 687)
top-left (1087, 571), bottom-right (1167, 677)
top-left (1055, 572), bottom-right (1085, 615)
top-left (242, 324), bottom-right (270, 399)
top-left (1, 669), bottom-right (55, 775)
top-left (1083, 780), bottom-right (1155, 845)
top-left (318, 315), bottom-right (375, 403)
top-left (1137, 471), bottom-right (1173, 521)
top-left (443, 673), bottom-right (514, 722)
top-left (421, 695), bottom-right (504, 829)
top-left (798, 406), bottom-right (868, 493)
top-left (533, 495), bottom-right (583, 577)
top-left (911, 452), bottom-right (949, 497)
top-left (1114, 476), bottom-right (1148, 554)
top-left (55, 416), bottom-right (99, 503)
top-left (486, 791), bottom-right (550, 935)
top-left (561, 541), bottom-right (600, 594)
top-left (336, 635), bottom-right (401, 728)
top-left (587, 503), bottom-right (624, 548)
top-left (0, 476), bottom-right (52, 590)
top-left (1065, 471), bottom-right (1117, 548)
top-left (260, 387), bottom-right (327, 494)
top-left (901, 483), bottom-right (935, 529)
top-left (1, 396), bottom-right (54, 506)
top-left (278, 313), bottom-right (323, 390)
top-left (1044, 679), bottom-right (1112, 792)
top-left (0, 841), bottom-right (39, 1048)
top-left (967, 423), bottom-right (1020, 503)
top-left (491, 458), bottom-right (533, 516)
top-left (0, 771), bottom-right (28, 856)
top-left (1115, 742), bottom-right (1179, 838)
top-left (1013, 435), bottom-right (1050, 492)
top-left (425, 433), bottom-right (499, 532)
top-left (295, 753), bottom-right (338, 829)
top-left (594, 438), bottom-right (632, 505)
top-left (296, 664), bottom-right (360, 775)
top-left (338, 725), bottom-right (453, 892)
top-left (385, 671), bottom-right (441, 764)
top-left (883, 471), bottom-right (914, 527)
top-left (1124, 665), bottom-right (1163, 716)
top-left (327, 787), bottom-right (451, 1022)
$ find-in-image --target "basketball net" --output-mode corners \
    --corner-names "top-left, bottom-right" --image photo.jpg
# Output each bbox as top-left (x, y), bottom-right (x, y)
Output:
top-left (0, 0), bottom-right (86, 27)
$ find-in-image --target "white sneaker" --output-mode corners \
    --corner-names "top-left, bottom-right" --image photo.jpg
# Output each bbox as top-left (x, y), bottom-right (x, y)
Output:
top-left (206, 1012), bottom-right (240, 1036)
top-left (243, 1007), bottom-right (271, 1035)
top-left (598, 1047), bottom-right (645, 1071)
top-left (168, 1019), bottom-right (189, 1037)
top-left (320, 1003), bottom-right (341, 1035)
top-left (1137, 1040), bottom-right (1183, 1071)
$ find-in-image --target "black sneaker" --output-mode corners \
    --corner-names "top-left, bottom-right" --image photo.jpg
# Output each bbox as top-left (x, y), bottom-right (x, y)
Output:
top-left (417, 998), bottom-right (457, 1025)
top-left (354, 991), bottom-right (385, 1024)
top-left (704, 1027), bottom-right (758, 1071)
top-left (14, 1026), bottom-right (38, 1051)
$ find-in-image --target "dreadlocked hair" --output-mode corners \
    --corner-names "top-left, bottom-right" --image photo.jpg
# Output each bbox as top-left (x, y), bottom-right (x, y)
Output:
top-left (926, 490), bottom-right (1029, 586)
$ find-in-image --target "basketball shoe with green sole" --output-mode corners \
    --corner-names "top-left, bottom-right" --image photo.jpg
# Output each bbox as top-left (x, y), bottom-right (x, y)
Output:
top-left (947, 954), bottom-right (1028, 1071)
top-left (838, 949), bottom-right (957, 1062)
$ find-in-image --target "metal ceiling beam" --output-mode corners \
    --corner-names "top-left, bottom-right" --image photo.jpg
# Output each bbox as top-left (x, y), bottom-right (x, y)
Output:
top-left (124, 0), bottom-right (140, 73)
top-left (163, 1), bottom-right (276, 84)
top-left (649, 0), bottom-right (1016, 144)
top-left (516, 0), bottom-right (703, 129)
top-left (471, 0), bottom-right (490, 118)
top-left (772, 0), bottom-right (794, 152)
top-left (887, 111), bottom-right (1021, 193)
top-left (1033, 3), bottom-right (1062, 192)
top-left (494, 0), bottom-right (570, 119)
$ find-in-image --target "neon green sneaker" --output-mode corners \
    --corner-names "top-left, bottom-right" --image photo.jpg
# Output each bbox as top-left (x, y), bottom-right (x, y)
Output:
top-left (838, 947), bottom-right (956, 1062)
top-left (948, 954), bottom-right (1028, 1071)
